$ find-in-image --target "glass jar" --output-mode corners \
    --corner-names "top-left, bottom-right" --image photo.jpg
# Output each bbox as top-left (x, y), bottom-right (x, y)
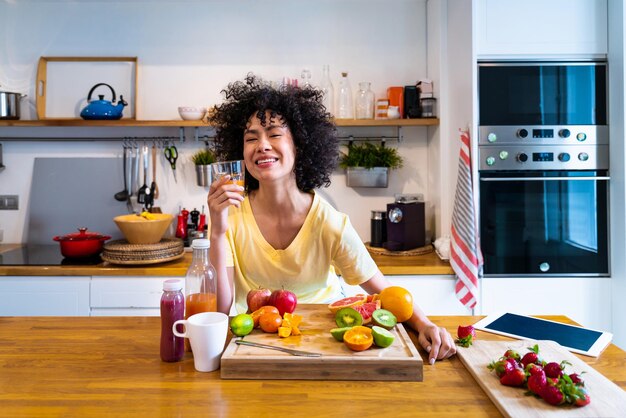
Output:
top-left (355, 82), bottom-right (375, 119)
top-left (300, 68), bottom-right (312, 88)
top-left (337, 72), bottom-right (353, 119)
top-left (184, 238), bottom-right (217, 351)
top-left (160, 279), bottom-right (185, 362)
top-left (320, 64), bottom-right (334, 115)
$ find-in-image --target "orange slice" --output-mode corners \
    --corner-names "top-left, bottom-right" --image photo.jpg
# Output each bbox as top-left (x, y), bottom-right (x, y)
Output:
top-left (343, 326), bottom-right (374, 352)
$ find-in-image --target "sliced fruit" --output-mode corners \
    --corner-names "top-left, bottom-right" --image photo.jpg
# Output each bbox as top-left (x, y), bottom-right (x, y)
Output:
top-left (328, 294), bottom-right (367, 314)
top-left (343, 326), bottom-right (373, 351)
top-left (335, 307), bottom-right (363, 328)
top-left (366, 293), bottom-right (379, 303)
top-left (330, 326), bottom-right (353, 342)
top-left (353, 301), bottom-right (381, 324)
top-left (371, 309), bottom-right (397, 329)
top-left (277, 326), bottom-right (292, 338)
top-left (379, 286), bottom-right (414, 322)
top-left (372, 325), bottom-right (395, 348)
top-left (282, 312), bottom-right (303, 336)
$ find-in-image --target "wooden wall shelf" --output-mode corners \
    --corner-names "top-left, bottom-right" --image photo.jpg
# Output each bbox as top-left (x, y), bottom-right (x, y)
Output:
top-left (0, 118), bottom-right (439, 128)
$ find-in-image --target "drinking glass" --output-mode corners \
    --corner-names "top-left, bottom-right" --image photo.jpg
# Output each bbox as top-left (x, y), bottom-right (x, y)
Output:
top-left (210, 160), bottom-right (245, 191)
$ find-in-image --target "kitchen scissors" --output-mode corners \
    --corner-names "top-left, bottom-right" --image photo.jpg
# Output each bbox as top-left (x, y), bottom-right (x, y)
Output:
top-left (164, 142), bottom-right (178, 183)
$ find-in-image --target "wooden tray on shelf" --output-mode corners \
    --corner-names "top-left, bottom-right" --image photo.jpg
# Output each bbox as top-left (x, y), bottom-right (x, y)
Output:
top-left (36, 56), bottom-right (138, 120)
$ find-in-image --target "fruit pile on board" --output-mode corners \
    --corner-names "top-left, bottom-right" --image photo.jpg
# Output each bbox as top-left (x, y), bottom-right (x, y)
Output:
top-left (328, 286), bottom-right (414, 352)
top-left (487, 344), bottom-right (591, 407)
top-left (230, 287), bottom-right (302, 338)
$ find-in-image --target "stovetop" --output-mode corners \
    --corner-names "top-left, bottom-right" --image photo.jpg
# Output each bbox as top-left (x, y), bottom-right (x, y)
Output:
top-left (0, 245), bottom-right (103, 266)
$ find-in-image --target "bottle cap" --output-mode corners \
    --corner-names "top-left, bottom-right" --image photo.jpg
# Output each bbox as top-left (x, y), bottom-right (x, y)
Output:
top-left (191, 238), bottom-right (210, 249)
top-left (163, 279), bottom-right (183, 291)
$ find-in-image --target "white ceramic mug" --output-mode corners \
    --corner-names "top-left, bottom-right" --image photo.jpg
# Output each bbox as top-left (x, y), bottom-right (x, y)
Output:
top-left (173, 312), bottom-right (229, 372)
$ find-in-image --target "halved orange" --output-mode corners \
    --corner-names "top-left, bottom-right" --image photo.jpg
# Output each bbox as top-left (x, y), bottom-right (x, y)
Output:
top-left (379, 286), bottom-right (414, 322)
top-left (343, 326), bottom-right (374, 352)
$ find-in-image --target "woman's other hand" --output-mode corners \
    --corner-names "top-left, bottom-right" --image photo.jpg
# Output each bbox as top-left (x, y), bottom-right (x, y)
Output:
top-left (417, 322), bottom-right (457, 365)
top-left (207, 174), bottom-right (245, 235)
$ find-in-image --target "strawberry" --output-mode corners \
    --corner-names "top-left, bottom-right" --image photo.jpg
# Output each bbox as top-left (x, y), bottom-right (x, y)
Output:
top-left (544, 361), bottom-right (569, 379)
top-left (499, 368), bottom-right (526, 387)
top-left (525, 363), bottom-right (544, 376)
top-left (574, 389), bottom-right (591, 407)
top-left (502, 349), bottom-right (521, 361)
top-left (540, 385), bottom-right (564, 405)
top-left (488, 358), bottom-right (516, 378)
top-left (521, 344), bottom-right (544, 368)
top-left (569, 373), bottom-right (585, 386)
top-left (527, 370), bottom-right (547, 395)
top-left (456, 325), bottom-right (476, 347)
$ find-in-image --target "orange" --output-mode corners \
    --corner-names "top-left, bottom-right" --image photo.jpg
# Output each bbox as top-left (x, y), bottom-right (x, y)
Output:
top-left (251, 306), bottom-right (280, 328)
top-left (379, 286), bottom-right (413, 322)
top-left (343, 326), bottom-right (373, 352)
top-left (259, 312), bottom-right (283, 333)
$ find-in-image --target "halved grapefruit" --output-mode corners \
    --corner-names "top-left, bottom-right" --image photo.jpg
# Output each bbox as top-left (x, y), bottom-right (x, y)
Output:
top-left (328, 294), bottom-right (367, 314)
top-left (353, 300), bottom-right (381, 324)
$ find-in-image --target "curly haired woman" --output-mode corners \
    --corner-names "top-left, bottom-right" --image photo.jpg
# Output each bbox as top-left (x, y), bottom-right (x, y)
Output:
top-left (207, 74), bottom-right (455, 363)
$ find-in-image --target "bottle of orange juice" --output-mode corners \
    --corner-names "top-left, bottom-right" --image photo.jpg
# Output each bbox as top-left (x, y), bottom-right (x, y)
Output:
top-left (184, 238), bottom-right (217, 351)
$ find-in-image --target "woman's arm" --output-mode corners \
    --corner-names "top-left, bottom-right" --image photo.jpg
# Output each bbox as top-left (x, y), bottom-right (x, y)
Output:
top-left (359, 270), bottom-right (457, 364)
top-left (207, 175), bottom-right (244, 315)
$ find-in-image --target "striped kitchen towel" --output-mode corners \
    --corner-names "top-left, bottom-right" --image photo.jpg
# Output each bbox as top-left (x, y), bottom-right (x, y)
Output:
top-left (450, 129), bottom-right (483, 309)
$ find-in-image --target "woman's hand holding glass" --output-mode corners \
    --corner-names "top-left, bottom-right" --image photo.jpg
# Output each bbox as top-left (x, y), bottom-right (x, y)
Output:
top-left (207, 162), bottom-right (245, 236)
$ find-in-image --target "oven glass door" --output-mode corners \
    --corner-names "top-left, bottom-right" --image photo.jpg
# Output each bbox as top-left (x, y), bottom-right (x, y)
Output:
top-left (479, 170), bottom-right (609, 276)
top-left (479, 63), bottom-right (607, 126)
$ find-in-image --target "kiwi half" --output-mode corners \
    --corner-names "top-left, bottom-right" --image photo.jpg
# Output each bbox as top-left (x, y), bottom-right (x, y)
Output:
top-left (371, 309), bottom-right (397, 330)
top-left (335, 307), bottom-right (363, 328)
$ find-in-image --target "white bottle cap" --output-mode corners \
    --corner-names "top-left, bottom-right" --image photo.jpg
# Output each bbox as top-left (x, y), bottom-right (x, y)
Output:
top-left (191, 238), bottom-right (210, 249)
top-left (163, 279), bottom-right (183, 291)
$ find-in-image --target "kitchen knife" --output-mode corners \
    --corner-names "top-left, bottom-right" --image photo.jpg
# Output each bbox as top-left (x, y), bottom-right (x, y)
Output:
top-left (235, 340), bottom-right (321, 357)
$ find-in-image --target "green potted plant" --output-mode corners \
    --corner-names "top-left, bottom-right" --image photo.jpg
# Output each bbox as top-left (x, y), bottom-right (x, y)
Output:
top-left (191, 148), bottom-right (216, 187)
top-left (339, 142), bottom-right (403, 188)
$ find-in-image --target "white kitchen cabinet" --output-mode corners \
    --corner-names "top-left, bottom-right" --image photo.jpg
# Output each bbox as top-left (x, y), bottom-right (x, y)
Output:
top-left (475, 0), bottom-right (608, 57)
top-left (480, 277), bottom-right (612, 332)
top-left (90, 276), bottom-right (175, 317)
top-left (0, 276), bottom-right (90, 316)
top-left (342, 275), bottom-right (471, 316)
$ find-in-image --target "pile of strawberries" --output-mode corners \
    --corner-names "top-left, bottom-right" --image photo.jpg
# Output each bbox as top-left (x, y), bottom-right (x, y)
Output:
top-left (487, 344), bottom-right (590, 407)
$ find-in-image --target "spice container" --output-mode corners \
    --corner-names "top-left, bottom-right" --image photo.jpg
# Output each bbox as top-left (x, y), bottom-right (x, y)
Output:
top-left (160, 279), bottom-right (185, 362)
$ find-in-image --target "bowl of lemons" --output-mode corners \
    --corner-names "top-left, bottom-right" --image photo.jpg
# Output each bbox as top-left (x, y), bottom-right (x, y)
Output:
top-left (114, 212), bottom-right (174, 245)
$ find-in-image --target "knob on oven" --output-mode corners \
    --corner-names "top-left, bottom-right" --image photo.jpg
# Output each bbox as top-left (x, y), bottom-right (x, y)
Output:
top-left (517, 129), bottom-right (528, 138)
top-left (539, 262), bottom-right (550, 272)
top-left (558, 129), bottom-right (571, 138)
top-left (517, 153), bottom-right (528, 163)
top-left (558, 153), bottom-right (570, 162)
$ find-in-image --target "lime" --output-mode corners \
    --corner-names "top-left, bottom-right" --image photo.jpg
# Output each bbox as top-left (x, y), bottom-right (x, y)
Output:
top-left (330, 326), bottom-right (353, 342)
top-left (230, 313), bottom-right (254, 337)
top-left (372, 325), bottom-right (395, 348)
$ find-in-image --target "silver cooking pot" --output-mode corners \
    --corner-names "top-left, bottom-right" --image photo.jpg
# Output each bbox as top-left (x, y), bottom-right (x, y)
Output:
top-left (0, 87), bottom-right (27, 120)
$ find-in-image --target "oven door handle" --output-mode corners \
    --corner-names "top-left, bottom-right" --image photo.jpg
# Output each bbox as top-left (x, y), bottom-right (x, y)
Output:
top-left (480, 176), bottom-right (611, 182)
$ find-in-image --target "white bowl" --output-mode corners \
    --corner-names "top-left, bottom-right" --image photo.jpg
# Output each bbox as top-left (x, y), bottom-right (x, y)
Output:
top-left (178, 106), bottom-right (207, 121)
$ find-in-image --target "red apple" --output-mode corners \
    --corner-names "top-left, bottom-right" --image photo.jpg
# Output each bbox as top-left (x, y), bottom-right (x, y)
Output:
top-left (268, 288), bottom-right (297, 316)
top-left (246, 286), bottom-right (272, 313)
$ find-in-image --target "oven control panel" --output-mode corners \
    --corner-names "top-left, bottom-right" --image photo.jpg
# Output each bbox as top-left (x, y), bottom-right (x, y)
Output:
top-left (480, 126), bottom-right (608, 146)
top-left (479, 145), bottom-right (608, 171)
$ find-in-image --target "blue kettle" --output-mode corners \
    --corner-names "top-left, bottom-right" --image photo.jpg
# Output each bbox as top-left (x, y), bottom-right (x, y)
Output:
top-left (80, 83), bottom-right (128, 120)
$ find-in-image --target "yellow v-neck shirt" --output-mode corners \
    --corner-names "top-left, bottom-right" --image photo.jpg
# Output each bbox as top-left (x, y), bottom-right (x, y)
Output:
top-left (225, 191), bottom-right (379, 313)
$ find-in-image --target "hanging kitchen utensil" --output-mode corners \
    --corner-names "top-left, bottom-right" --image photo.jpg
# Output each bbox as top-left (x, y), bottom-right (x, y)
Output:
top-left (151, 143), bottom-right (159, 199)
top-left (80, 83), bottom-right (128, 120)
top-left (164, 142), bottom-right (178, 183)
top-left (114, 143), bottom-right (130, 202)
top-left (137, 145), bottom-right (150, 204)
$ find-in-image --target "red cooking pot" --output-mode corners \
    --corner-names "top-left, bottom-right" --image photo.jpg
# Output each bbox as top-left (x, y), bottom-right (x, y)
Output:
top-left (53, 227), bottom-right (111, 258)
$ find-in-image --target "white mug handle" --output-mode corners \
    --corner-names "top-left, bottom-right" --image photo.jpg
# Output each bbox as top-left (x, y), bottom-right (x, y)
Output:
top-left (172, 319), bottom-right (188, 338)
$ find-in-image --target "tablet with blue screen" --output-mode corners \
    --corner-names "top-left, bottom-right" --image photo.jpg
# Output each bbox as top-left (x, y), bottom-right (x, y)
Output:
top-left (473, 312), bottom-right (613, 357)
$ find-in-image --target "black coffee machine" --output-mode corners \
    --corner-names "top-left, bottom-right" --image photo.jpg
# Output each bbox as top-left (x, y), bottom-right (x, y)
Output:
top-left (384, 194), bottom-right (425, 251)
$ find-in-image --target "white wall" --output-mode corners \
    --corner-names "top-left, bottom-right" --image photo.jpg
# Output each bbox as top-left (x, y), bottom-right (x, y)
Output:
top-left (608, 0), bottom-right (626, 350)
top-left (0, 0), bottom-right (442, 243)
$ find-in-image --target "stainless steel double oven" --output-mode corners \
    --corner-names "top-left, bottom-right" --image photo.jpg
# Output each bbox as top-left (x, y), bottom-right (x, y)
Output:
top-left (478, 61), bottom-right (609, 276)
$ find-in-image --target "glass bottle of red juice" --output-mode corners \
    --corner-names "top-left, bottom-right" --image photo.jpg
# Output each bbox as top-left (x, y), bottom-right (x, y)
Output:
top-left (184, 239), bottom-right (217, 351)
top-left (160, 279), bottom-right (185, 362)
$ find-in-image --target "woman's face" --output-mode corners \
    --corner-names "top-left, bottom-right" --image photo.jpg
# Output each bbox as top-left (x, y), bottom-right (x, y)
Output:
top-left (243, 110), bottom-right (297, 185)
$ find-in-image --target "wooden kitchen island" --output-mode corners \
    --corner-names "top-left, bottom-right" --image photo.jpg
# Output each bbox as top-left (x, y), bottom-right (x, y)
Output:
top-left (1, 315), bottom-right (624, 417)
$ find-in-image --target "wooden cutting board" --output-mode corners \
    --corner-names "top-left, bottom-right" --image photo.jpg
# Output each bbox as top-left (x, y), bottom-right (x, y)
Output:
top-left (457, 339), bottom-right (626, 417)
top-left (220, 304), bottom-right (423, 381)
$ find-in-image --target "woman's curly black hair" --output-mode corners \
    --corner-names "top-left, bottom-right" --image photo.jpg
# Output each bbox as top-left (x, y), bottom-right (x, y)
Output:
top-left (209, 73), bottom-right (338, 192)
